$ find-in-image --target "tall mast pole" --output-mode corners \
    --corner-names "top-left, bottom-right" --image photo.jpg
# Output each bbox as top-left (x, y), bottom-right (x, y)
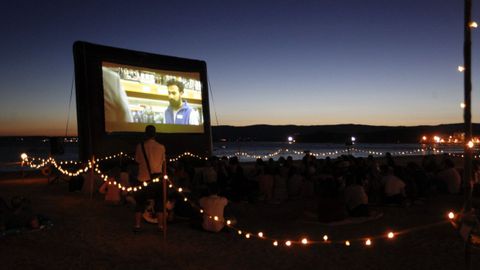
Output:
top-left (463, 0), bottom-right (473, 269)
top-left (463, 0), bottom-right (473, 213)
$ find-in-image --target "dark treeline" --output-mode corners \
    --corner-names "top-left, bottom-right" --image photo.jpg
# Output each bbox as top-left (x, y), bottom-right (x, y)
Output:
top-left (3, 123), bottom-right (480, 144)
top-left (212, 123), bottom-right (480, 143)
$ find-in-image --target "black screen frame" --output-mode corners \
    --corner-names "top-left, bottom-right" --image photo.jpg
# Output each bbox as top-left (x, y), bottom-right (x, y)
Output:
top-left (73, 41), bottom-right (212, 160)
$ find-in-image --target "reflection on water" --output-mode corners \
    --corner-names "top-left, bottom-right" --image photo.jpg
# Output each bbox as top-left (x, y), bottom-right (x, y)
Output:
top-left (0, 138), bottom-right (467, 171)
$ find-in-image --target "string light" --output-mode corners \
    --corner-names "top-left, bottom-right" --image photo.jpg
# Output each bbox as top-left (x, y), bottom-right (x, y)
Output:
top-left (458, 66), bottom-right (466, 72)
top-left (469, 21), bottom-right (478, 28)
top-left (20, 151), bottom-right (469, 250)
top-left (467, 141), bottom-right (474, 148)
top-left (21, 144), bottom-right (454, 186)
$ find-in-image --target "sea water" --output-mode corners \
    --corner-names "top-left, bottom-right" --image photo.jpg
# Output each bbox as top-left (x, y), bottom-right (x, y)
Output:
top-left (0, 137), bottom-right (464, 172)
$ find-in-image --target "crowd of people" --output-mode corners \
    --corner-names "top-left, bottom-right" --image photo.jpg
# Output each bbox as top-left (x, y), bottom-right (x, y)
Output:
top-left (94, 145), bottom-right (480, 230)
top-left (4, 125), bottom-right (480, 238)
top-left (161, 152), bottom-right (479, 223)
top-left (50, 125), bottom-right (480, 233)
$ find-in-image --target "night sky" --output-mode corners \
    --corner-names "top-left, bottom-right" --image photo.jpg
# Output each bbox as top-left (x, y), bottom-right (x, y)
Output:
top-left (0, 0), bottom-right (478, 136)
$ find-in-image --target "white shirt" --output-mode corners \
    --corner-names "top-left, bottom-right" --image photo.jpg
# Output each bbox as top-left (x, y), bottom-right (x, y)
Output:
top-left (437, 168), bottom-right (461, 194)
top-left (135, 138), bottom-right (166, 182)
top-left (383, 174), bottom-right (406, 196)
top-left (202, 167), bottom-right (217, 184)
top-left (199, 195), bottom-right (228, 232)
top-left (344, 184), bottom-right (368, 210)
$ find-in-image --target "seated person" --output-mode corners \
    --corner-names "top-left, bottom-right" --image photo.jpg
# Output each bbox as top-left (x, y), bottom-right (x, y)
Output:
top-left (0, 197), bottom-right (9, 232)
top-left (287, 167), bottom-right (303, 198)
top-left (317, 177), bottom-right (346, 222)
top-left (99, 176), bottom-right (122, 205)
top-left (382, 167), bottom-right (406, 204)
top-left (436, 159), bottom-right (461, 194)
top-left (344, 174), bottom-right (369, 217)
top-left (198, 184), bottom-right (228, 232)
top-left (2, 196), bottom-right (39, 231)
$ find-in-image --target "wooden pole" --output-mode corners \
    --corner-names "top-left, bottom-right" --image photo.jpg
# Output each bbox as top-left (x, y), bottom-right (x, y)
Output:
top-left (463, 0), bottom-right (473, 269)
top-left (90, 155), bottom-right (95, 199)
top-left (163, 161), bottom-right (167, 241)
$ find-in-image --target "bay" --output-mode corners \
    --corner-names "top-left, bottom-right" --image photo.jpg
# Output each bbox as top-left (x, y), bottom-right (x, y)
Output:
top-left (0, 137), bottom-right (465, 171)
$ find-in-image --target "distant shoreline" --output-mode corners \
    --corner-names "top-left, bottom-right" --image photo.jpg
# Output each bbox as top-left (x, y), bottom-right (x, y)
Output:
top-left (2, 122), bottom-right (480, 143)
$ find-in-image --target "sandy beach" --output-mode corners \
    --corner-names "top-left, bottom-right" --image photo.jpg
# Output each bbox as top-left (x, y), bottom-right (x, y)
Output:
top-left (0, 170), bottom-right (479, 270)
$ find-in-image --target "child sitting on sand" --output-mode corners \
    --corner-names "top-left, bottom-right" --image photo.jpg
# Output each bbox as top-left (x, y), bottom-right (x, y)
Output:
top-left (198, 184), bottom-right (228, 232)
top-left (1, 196), bottom-right (40, 233)
top-left (381, 166), bottom-right (407, 205)
top-left (344, 174), bottom-right (369, 217)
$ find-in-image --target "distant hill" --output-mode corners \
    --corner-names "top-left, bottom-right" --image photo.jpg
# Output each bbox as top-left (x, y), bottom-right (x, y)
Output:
top-left (211, 123), bottom-right (480, 143)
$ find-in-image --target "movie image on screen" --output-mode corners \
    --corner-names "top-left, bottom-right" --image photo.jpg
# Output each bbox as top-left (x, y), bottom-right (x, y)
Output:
top-left (102, 61), bottom-right (204, 133)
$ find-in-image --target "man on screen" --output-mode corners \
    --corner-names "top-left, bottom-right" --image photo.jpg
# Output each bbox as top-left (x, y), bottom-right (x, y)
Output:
top-left (164, 79), bottom-right (200, 125)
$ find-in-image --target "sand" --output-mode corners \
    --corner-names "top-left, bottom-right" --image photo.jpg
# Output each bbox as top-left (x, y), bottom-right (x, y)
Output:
top-left (0, 172), bottom-right (479, 270)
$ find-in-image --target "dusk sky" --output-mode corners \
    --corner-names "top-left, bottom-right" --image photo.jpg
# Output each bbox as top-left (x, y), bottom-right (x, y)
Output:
top-left (0, 0), bottom-right (479, 136)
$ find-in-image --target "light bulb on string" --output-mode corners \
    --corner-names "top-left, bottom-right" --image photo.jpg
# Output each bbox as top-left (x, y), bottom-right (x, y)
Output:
top-left (467, 141), bottom-right (474, 148)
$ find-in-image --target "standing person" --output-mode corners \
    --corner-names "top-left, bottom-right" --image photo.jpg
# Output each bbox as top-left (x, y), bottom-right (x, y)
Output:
top-left (133, 125), bottom-right (166, 233)
top-left (164, 79), bottom-right (200, 125)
